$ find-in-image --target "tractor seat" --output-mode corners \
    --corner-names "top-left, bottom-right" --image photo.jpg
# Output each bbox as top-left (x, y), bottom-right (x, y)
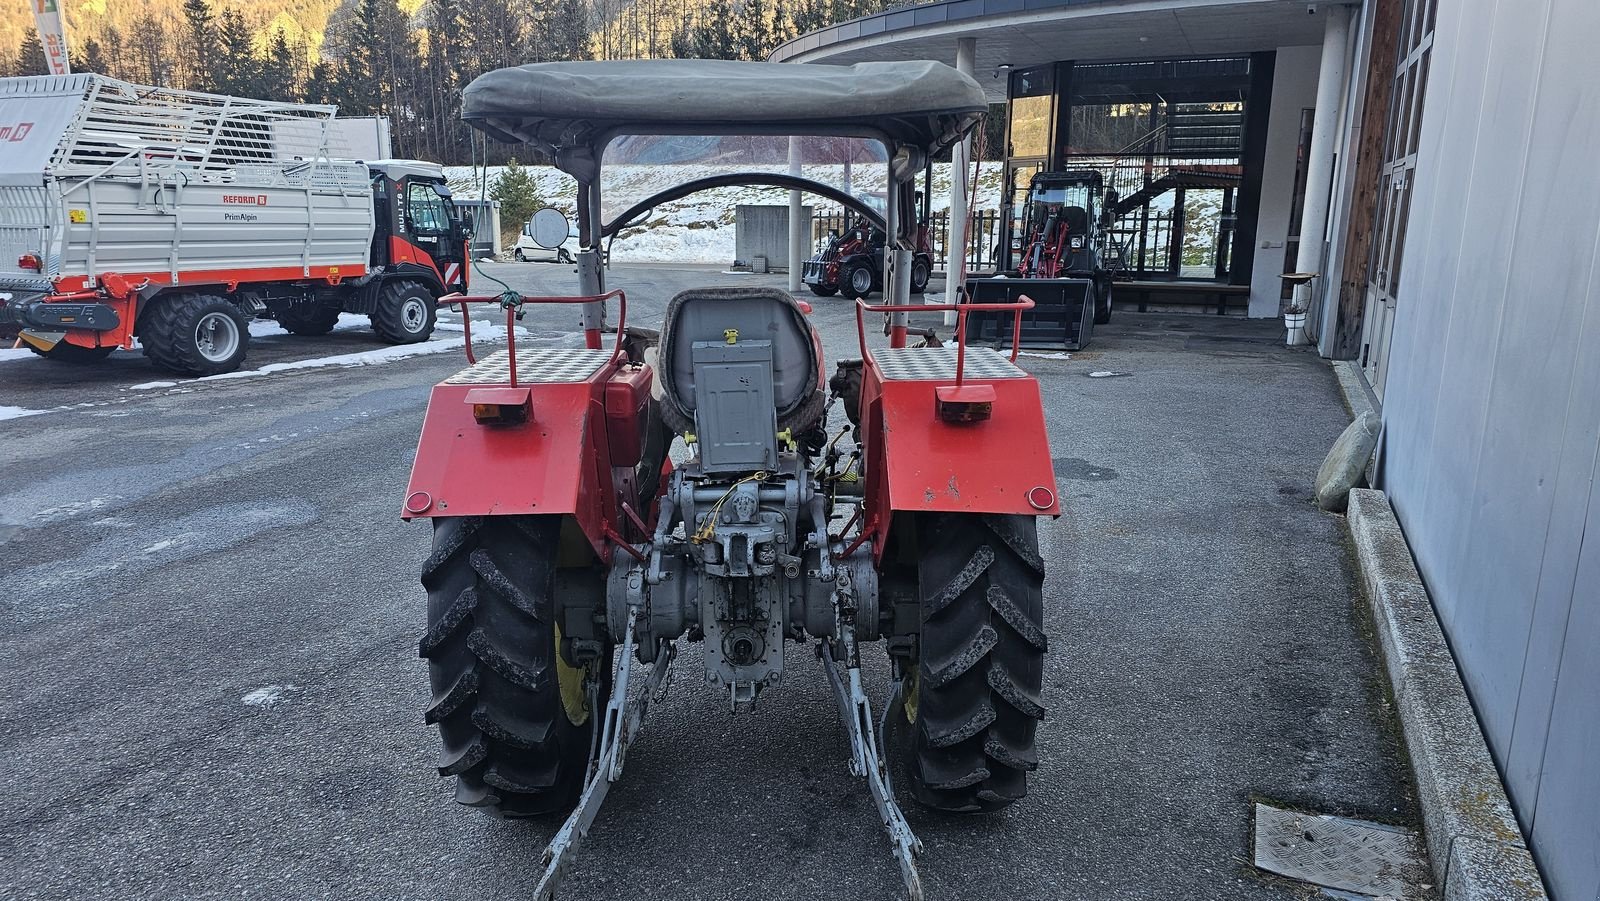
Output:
top-left (657, 286), bottom-right (825, 437)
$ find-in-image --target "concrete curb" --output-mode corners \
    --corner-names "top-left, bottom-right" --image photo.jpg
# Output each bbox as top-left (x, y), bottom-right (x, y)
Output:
top-left (1345, 489), bottom-right (1547, 901)
top-left (1332, 359), bottom-right (1378, 419)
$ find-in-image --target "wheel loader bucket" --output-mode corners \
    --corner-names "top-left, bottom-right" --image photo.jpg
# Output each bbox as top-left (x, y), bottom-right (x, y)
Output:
top-left (966, 276), bottom-right (1095, 350)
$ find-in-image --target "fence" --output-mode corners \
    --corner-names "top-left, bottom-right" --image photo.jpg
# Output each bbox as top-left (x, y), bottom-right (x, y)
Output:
top-left (810, 208), bottom-right (1004, 273)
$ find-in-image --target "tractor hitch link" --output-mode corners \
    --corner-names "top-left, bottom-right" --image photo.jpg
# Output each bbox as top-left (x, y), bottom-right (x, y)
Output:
top-left (818, 615), bottom-right (925, 900)
top-left (533, 605), bottom-right (676, 901)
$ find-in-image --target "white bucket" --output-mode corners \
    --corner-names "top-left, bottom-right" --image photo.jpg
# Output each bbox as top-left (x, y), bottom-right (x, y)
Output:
top-left (1285, 312), bottom-right (1308, 346)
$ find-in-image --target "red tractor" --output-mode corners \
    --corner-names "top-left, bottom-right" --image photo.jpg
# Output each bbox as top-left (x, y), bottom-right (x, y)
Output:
top-left (402, 60), bottom-right (1060, 900)
top-left (803, 192), bottom-right (935, 299)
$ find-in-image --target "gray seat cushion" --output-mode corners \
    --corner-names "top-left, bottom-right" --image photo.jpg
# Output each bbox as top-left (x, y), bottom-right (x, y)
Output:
top-left (657, 286), bottom-right (825, 434)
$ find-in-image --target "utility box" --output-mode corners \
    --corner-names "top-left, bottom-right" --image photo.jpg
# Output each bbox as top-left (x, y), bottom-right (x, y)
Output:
top-left (734, 204), bottom-right (809, 272)
top-left (328, 116), bottom-right (394, 160)
top-left (453, 198), bottom-right (502, 257)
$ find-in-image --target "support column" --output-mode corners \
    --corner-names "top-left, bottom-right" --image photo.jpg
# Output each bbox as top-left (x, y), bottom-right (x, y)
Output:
top-left (944, 36), bottom-right (976, 325)
top-left (1292, 5), bottom-right (1352, 343)
top-left (788, 136), bottom-right (804, 292)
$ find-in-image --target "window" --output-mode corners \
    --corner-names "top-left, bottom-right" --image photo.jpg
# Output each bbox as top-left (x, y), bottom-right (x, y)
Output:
top-left (406, 182), bottom-right (451, 234)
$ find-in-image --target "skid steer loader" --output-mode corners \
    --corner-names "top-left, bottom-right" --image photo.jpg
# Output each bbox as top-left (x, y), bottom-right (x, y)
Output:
top-left (967, 169), bottom-right (1118, 350)
top-left (401, 59), bottom-right (1061, 900)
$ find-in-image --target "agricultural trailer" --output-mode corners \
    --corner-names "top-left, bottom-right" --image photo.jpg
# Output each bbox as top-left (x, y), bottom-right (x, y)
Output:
top-left (0, 74), bottom-right (470, 376)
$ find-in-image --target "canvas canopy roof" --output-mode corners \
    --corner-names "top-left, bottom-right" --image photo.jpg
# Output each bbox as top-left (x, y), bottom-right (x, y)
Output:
top-left (460, 60), bottom-right (987, 177)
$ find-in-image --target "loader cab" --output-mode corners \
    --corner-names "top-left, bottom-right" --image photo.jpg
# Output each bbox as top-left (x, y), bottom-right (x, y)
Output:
top-left (1020, 170), bottom-right (1105, 277)
top-left (368, 160), bottom-right (470, 293)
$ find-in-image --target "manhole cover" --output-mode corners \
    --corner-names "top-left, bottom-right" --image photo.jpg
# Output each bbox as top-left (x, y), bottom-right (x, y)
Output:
top-left (1252, 803), bottom-right (1428, 898)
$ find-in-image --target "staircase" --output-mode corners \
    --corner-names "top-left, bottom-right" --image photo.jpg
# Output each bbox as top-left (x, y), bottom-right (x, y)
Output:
top-left (1104, 105), bottom-right (1247, 216)
top-left (1084, 105), bottom-right (1248, 278)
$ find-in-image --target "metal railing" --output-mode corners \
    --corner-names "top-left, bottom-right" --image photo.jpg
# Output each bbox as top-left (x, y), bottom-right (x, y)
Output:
top-left (810, 208), bottom-right (1003, 273)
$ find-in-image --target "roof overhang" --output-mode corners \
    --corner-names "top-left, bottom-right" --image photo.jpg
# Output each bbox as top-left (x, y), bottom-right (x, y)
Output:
top-left (771, 0), bottom-right (1360, 100)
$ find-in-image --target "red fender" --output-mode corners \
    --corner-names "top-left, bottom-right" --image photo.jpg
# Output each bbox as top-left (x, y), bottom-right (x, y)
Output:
top-left (401, 378), bottom-right (620, 561)
top-left (860, 364), bottom-right (1060, 562)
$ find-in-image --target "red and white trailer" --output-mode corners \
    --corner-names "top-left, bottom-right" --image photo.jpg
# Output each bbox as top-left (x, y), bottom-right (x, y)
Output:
top-left (0, 74), bottom-right (470, 375)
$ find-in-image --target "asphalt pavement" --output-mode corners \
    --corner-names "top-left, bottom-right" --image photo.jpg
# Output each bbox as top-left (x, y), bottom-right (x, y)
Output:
top-left (0, 261), bottom-right (1420, 900)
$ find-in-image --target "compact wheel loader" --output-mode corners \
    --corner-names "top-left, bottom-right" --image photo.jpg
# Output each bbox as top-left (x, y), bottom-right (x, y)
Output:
top-left (401, 59), bottom-right (1061, 900)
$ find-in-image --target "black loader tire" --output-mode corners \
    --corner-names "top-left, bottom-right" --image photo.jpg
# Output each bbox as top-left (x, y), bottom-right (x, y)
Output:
top-left (808, 283), bottom-right (839, 297)
top-left (1094, 283), bottom-right (1113, 325)
top-left (840, 259), bottom-right (875, 300)
top-left (371, 279), bottom-right (437, 344)
top-left (275, 304), bottom-right (342, 336)
top-left (28, 342), bottom-right (116, 363)
top-left (897, 512), bottom-right (1047, 812)
top-left (911, 257), bottom-right (932, 295)
top-left (140, 293), bottom-right (250, 376)
top-left (419, 515), bottom-right (609, 817)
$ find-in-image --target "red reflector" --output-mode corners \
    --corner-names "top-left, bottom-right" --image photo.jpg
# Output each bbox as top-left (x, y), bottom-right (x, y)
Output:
top-left (465, 386), bottom-right (532, 425)
top-left (934, 384), bottom-right (996, 423)
top-left (18, 253), bottom-right (42, 272)
top-left (796, 300), bottom-right (814, 315)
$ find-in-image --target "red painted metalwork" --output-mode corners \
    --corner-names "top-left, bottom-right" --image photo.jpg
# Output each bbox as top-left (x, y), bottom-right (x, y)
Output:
top-left (404, 290), bottom-right (633, 563)
top-left (851, 293), bottom-right (1058, 564)
top-left (444, 289), bottom-right (627, 368)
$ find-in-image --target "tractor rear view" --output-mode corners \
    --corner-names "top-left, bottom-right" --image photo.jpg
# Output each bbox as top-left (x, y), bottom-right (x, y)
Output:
top-left (401, 60), bottom-right (1061, 900)
top-left (968, 169), bottom-right (1118, 350)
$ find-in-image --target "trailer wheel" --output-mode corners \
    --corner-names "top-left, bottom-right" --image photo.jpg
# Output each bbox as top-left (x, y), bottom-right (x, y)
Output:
top-left (808, 283), bottom-right (839, 297)
top-left (140, 293), bottom-right (250, 376)
top-left (371, 280), bottom-right (436, 344)
top-left (27, 342), bottom-right (117, 363)
top-left (420, 515), bottom-right (609, 817)
top-left (910, 257), bottom-right (932, 295)
top-left (895, 512), bottom-right (1047, 813)
top-left (275, 304), bottom-right (342, 336)
top-left (840, 260), bottom-right (875, 300)
top-left (1094, 284), bottom-right (1113, 325)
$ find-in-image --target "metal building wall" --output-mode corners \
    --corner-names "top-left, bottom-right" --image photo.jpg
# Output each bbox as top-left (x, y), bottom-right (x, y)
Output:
top-left (1377, 0), bottom-right (1600, 897)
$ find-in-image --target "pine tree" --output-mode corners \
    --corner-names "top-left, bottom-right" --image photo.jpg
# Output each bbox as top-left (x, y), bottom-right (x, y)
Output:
top-left (261, 29), bottom-right (301, 102)
top-left (213, 9), bottom-right (262, 97)
top-left (15, 27), bottom-right (48, 76)
top-left (181, 0), bottom-right (219, 91)
top-left (69, 38), bottom-right (110, 74)
top-left (737, 0), bottom-right (770, 60)
top-left (490, 158), bottom-right (542, 244)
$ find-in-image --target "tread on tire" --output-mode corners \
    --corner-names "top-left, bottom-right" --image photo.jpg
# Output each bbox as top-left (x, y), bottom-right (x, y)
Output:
top-left (139, 293), bottom-right (250, 376)
top-left (897, 512), bottom-right (1047, 813)
top-left (371, 279), bottom-right (436, 344)
top-left (420, 515), bottom-right (607, 817)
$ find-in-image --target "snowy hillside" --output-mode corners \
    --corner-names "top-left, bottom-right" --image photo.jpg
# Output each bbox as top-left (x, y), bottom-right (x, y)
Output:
top-left (446, 164), bottom-right (1006, 265)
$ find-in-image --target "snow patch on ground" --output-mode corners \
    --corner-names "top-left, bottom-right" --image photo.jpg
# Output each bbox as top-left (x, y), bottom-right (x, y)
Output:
top-left (242, 684), bottom-right (295, 708)
top-left (1, 405), bottom-right (47, 421)
top-left (0, 346), bottom-right (38, 362)
top-left (1020, 351), bottom-right (1072, 360)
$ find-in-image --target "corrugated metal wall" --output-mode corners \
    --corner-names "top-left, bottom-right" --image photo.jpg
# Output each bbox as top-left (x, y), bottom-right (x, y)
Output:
top-left (1378, 0), bottom-right (1600, 897)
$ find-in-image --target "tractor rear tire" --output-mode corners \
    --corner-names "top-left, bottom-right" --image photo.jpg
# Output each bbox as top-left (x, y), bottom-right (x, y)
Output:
top-left (371, 280), bottom-right (437, 344)
top-left (27, 342), bottom-right (116, 363)
top-left (808, 283), bottom-right (839, 297)
top-left (139, 293), bottom-right (250, 376)
top-left (897, 512), bottom-right (1047, 813)
top-left (419, 515), bottom-right (608, 817)
top-left (276, 304), bottom-right (342, 336)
